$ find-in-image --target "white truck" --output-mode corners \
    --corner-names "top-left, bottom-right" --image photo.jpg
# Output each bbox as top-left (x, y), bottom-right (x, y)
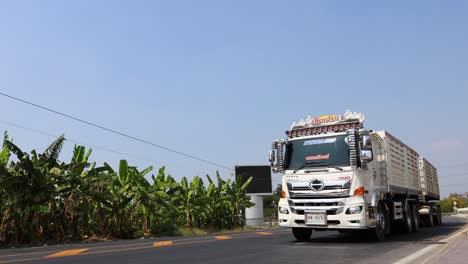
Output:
top-left (269, 110), bottom-right (441, 241)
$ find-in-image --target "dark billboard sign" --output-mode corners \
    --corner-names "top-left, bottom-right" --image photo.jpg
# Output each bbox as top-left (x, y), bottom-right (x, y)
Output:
top-left (235, 165), bottom-right (272, 194)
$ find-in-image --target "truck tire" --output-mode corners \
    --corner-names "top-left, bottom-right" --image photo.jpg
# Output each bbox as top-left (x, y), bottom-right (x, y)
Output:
top-left (368, 203), bottom-right (387, 241)
top-left (411, 204), bottom-right (420, 232)
top-left (292, 228), bottom-right (312, 242)
top-left (403, 203), bottom-right (414, 233)
top-left (437, 207), bottom-right (443, 225)
top-left (426, 206), bottom-right (434, 227)
top-left (433, 206), bottom-right (441, 225)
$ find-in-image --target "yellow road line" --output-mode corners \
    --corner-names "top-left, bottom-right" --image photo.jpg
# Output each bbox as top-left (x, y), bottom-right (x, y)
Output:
top-left (0, 230), bottom-right (290, 263)
top-left (0, 230), bottom-right (289, 259)
top-left (45, 248), bottom-right (89, 258)
top-left (213, 236), bottom-right (232, 240)
top-left (256, 232), bottom-right (273, 235)
top-left (153, 241), bottom-right (173, 247)
top-left (0, 250), bottom-right (61, 258)
top-left (0, 257), bottom-right (45, 264)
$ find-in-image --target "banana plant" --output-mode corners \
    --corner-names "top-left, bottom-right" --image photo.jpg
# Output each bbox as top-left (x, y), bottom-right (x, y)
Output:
top-left (205, 173), bottom-right (231, 229)
top-left (225, 174), bottom-right (254, 227)
top-left (175, 176), bottom-right (210, 228)
top-left (1, 134), bottom-right (65, 243)
top-left (101, 160), bottom-right (153, 237)
top-left (54, 145), bottom-right (94, 239)
top-left (0, 130), bottom-right (257, 243)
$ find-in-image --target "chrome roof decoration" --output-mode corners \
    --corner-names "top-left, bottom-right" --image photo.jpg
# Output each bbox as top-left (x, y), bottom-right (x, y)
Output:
top-left (290, 110), bottom-right (365, 130)
top-left (343, 110), bottom-right (365, 123)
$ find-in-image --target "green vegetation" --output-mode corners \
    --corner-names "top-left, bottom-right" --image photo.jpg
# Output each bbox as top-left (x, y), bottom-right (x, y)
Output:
top-left (440, 193), bottom-right (468, 213)
top-left (0, 132), bottom-right (253, 245)
top-left (263, 184), bottom-right (281, 217)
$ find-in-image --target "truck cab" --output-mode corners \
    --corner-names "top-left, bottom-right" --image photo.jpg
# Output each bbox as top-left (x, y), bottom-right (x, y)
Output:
top-left (278, 132), bottom-right (378, 225)
top-left (270, 111), bottom-right (442, 242)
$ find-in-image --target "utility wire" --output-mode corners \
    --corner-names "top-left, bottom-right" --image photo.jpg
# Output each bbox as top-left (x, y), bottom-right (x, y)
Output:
top-left (6, 116), bottom-right (460, 186)
top-left (0, 92), bottom-right (233, 171)
top-left (0, 119), bottom-right (218, 177)
top-left (0, 119), bottom-right (271, 182)
top-left (0, 119), bottom-right (164, 165)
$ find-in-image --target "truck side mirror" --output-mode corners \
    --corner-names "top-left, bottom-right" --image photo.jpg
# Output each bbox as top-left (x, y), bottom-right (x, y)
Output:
top-left (360, 149), bottom-right (373, 170)
top-left (269, 150), bottom-right (275, 163)
top-left (361, 135), bottom-right (372, 150)
top-left (361, 150), bottom-right (373, 162)
top-left (270, 139), bottom-right (286, 173)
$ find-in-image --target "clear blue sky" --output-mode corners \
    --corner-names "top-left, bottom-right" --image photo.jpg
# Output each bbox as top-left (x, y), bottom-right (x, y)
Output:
top-left (0, 1), bottom-right (467, 197)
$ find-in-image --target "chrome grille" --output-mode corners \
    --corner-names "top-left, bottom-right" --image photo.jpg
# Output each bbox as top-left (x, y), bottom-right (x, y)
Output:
top-left (286, 180), bottom-right (350, 216)
top-left (289, 197), bottom-right (346, 215)
top-left (287, 180), bottom-right (350, 198)
top-left (291, 185), bottom-right (343, 191)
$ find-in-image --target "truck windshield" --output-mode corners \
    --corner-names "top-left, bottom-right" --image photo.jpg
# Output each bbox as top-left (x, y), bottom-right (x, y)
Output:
top-left (285, 134), bottom-right (350, 170)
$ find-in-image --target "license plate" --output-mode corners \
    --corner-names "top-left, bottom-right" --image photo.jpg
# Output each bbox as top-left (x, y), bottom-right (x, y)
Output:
top-left (305, 212), bottom-right (327, 225)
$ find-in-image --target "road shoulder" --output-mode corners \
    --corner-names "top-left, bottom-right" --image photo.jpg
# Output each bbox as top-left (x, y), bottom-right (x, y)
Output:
top-left (428, 232), bottom-right (468, 264)
top-left (394, 217), bottom-right (468, 264)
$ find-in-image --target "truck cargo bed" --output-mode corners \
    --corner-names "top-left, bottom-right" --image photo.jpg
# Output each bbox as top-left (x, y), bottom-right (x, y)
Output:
top-left (374, 131), bottom-right (422, 196)
top-left (419, 157), bottom-right (440, 200)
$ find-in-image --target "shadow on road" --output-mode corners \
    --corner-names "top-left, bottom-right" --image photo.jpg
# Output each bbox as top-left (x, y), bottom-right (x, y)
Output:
top-left (292, 220), bottom-right (467, 245)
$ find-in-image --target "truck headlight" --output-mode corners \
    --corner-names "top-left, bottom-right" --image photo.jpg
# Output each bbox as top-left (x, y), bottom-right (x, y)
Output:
top-left (279, 207), bottom-right (289, 214)
top-left (346, 206), bottom-right (363, 214)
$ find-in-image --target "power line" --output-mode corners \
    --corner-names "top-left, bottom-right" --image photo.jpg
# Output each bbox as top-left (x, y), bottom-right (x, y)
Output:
top-left (0, 119), bottom-right (162, 165)
top-left (0, 119), bottom-right (218, 177)
top-left (0, 92), bottom-right (233, 171)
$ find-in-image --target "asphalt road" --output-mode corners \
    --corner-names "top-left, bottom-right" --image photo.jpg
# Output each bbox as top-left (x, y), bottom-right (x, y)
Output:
top-left (0, 216), bottom-right (466, 264)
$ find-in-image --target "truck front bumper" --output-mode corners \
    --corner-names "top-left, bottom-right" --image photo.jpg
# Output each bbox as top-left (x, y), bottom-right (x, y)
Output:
top-left (278, 197), bottom-right (376, 230)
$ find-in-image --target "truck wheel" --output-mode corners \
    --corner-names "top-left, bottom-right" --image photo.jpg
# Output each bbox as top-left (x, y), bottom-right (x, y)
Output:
top-left (433, 206), bottom-right (441, 225)
top-left (292, 228), bottom-right (312, 242)
top-left (411, 204), bottom-right (420, 232)
top-left (403, 203), bottom-right (414, 233)
top-left (437, 207), bottom-right (443, 225)
top-left (368, 203), bottom-right (387, 241)
top-left (426, 206), bottom-right (434, 227)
